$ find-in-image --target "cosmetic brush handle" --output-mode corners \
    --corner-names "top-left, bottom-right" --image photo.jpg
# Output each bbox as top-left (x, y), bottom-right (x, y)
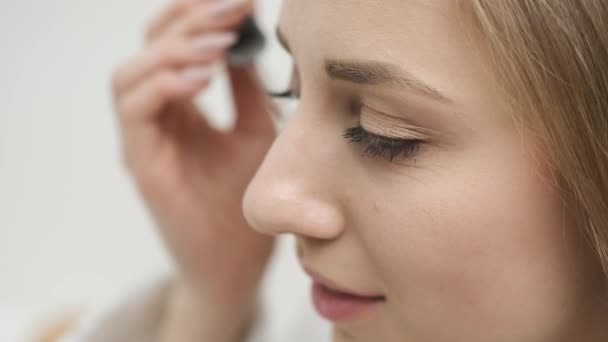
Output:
top-left (227, 15), bottom-right (266, 67)
top-left (194, 15), bottom-right (266, 131)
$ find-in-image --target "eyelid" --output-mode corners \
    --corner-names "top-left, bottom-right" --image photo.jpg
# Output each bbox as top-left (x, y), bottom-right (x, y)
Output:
top-left (360, 105), bottom-right (437, 140)
top-left (343, 125), bottom-right (423, 162)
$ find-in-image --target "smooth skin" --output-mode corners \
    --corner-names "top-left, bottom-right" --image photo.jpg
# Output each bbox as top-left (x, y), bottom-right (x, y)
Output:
top-left (243, 1), bottom-right (608, 342)
top-left (112, 0), bottom-right (608, 341)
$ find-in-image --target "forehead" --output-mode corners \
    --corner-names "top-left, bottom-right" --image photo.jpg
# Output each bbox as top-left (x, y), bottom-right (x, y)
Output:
top-left (277, 0), bottom-right (492, 110)
top-left (278, 0), bottom-right (459, 61)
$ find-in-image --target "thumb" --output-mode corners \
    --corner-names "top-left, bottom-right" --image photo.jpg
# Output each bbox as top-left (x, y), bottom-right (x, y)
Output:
top-left (227, 64), bottom-right (277, 135)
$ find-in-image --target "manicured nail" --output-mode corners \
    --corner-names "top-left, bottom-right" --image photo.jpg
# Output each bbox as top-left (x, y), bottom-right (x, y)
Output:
top-left (190, 32), bottom-right (237, 54)
top-left (208, 0), bottom-right (248, 18)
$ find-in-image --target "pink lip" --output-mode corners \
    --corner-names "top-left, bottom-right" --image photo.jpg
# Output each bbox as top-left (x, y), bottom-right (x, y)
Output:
top-left (304, 267), bottom-right (386, 322)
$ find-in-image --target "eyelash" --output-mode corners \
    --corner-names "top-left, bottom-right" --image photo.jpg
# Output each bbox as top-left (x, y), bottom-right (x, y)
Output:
top-left (342, 126), bottom-right (422, 162)
top-left (266, 89), bottom-right (423, 162)
top-left (267, 89), bottom-right (297, 99)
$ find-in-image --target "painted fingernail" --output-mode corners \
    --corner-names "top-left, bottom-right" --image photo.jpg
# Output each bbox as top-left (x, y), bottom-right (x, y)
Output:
top-left (190, 32), bottom-right (237, 54)
top-left (208, 0), bottom-right (248, 18)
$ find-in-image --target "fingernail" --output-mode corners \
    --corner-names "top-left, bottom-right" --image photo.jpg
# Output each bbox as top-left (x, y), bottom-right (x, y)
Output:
top-left (208, 0), bottom-right (248, 18)
top-left (181, 67), bottom-right (213, 83)
top-left (190, 32), bottom-right (237, 54)
top-left (180, 63), bottom-right (223, 83)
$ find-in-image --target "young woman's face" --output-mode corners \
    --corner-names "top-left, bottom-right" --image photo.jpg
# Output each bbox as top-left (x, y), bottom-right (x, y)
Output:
top-left (243, 1), bottom-right (606, 341)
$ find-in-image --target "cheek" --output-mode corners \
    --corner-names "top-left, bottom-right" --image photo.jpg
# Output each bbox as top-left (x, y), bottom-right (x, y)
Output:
top-left (354, 135), bottom-right (593, 338)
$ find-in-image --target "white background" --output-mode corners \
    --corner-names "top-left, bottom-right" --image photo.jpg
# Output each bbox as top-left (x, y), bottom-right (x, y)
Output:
top-left (0, 0), bottom-right (326, 340)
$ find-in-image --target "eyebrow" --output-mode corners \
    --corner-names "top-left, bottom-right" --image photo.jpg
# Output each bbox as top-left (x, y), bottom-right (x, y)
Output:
top-left (275, 26), bottom-right (452, 104)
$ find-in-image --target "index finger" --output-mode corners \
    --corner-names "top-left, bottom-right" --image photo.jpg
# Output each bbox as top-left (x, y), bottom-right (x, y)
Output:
top-left (145, 0), bottom-right (207, 44)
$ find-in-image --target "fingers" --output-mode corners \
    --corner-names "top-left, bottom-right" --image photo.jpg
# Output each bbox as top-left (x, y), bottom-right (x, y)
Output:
top-left (156, 0), bottom-right (252, 43)
top-left (117, 64), bottom-right (219, 125)
top-left (112, 31), bottom-right (237, 94)
top-left (144, 0), bottom-right (197, 43)
top-left (111, 0), bottom-right (259, 135)
top-left (112, 0), bottom-right (253, 121)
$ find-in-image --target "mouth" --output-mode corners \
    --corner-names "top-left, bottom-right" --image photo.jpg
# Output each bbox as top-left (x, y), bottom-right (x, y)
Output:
top-left (303, 267), bottom-right (386, 322)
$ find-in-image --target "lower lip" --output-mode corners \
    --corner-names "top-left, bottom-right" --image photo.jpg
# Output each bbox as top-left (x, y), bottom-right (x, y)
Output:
top-left (311, 282), bottom-right (384, 321)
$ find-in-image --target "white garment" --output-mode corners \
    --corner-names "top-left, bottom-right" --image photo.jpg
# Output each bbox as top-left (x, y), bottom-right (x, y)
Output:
top-left (58, 274), bottom-right (331, 342)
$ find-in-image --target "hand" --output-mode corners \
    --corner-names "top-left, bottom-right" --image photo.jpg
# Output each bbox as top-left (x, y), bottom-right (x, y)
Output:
top-left (110, 0), bottom-right (276, 339)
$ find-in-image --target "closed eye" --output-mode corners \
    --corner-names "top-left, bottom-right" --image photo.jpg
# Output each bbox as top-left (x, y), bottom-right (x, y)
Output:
top-left (343, 126), bottom-right (423, 162)
top-left (267, 89), bottom-right (423, 163)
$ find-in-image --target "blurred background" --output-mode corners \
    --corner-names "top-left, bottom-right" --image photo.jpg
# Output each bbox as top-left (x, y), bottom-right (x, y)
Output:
top-left (0, 0), bottom-right (324, 340)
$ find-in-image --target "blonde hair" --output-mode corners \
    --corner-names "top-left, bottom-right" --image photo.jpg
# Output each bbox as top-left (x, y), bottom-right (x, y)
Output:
top-left (461, 1), bottom-right (608, 280)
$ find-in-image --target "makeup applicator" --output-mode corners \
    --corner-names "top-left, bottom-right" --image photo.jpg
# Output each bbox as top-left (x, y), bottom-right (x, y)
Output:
top-left (194, 15), bottom-right (267, 131)
top-left (227, 15), bottom-right (266, 66)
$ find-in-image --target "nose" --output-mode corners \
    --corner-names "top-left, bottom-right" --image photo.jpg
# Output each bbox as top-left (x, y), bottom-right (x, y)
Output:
top-left (242, 111), bottom-right (346, 240)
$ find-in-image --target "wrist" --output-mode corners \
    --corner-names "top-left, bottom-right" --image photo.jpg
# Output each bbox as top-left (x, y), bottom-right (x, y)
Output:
top-left (159, 277), bottom-right (258, 342)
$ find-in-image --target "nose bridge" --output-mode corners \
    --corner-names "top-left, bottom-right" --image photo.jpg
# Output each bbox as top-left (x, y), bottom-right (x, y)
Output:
top-left (242, 108), bottom-right (346, 239)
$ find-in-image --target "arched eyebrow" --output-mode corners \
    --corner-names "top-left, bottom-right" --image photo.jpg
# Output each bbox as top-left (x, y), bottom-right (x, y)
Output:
top-left (276, 26), bottom-right (452, 104)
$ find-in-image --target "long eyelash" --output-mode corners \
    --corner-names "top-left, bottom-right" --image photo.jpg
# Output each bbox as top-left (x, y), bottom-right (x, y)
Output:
top-left (343, 126), bottom-right (422, 162)
top-left (267, 91), bottom-right (421, 162)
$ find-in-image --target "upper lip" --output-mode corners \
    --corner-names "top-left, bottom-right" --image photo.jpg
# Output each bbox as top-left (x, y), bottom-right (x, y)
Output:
top-left (303, 266), bottom-right (386, 299)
